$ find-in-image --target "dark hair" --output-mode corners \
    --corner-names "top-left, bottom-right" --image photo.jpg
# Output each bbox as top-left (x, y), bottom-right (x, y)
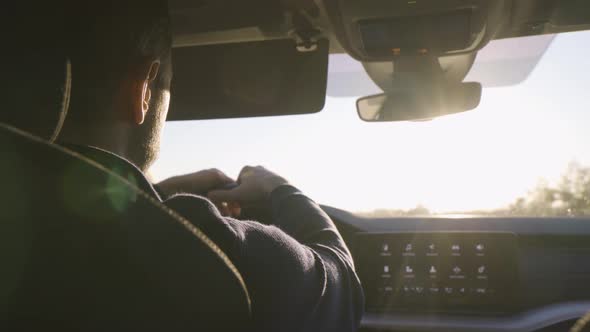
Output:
top-left (65, 0), bottom-right (172, 122)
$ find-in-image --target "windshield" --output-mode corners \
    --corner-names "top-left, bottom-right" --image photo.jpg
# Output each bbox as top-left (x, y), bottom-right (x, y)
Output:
top-left (152, 30), bottom-right (590, 217)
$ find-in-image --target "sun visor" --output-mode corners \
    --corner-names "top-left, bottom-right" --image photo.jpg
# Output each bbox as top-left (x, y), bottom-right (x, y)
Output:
top-left (167, 38), bottom-right (329, 121)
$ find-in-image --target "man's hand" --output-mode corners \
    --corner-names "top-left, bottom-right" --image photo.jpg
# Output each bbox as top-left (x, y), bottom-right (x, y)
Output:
top-left (157, 168), bottom-right (236, 197)
top-left (208, 166), bottom-right (289, 208)
top-left (158, 168), bottom-right (243, 217)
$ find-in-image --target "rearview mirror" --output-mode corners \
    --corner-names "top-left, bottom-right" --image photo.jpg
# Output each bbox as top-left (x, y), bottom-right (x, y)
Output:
top-left (357, 82), bottom-right (482, 122)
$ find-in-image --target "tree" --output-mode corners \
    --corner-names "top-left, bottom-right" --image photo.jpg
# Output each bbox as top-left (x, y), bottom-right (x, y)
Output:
top-left (356, 162), bottom-right (590, 218)
top-left (507, 162), bottom-right (590, 217)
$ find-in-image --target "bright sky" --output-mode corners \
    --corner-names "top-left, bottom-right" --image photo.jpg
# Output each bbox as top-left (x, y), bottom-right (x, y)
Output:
top-left (151, 30), bottom-right (590, 213)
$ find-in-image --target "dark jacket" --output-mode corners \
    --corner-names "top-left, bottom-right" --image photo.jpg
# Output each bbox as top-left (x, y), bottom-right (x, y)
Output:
top-left (70, 145), bottom-right (364, 332)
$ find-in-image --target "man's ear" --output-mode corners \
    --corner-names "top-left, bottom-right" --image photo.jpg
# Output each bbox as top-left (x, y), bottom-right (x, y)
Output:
top-left (132, 60), bottom-right (160, 125)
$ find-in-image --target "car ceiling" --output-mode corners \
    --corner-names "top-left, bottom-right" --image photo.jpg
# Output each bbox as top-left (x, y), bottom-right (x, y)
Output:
top-left (169, 0), bottom-right (590, 54)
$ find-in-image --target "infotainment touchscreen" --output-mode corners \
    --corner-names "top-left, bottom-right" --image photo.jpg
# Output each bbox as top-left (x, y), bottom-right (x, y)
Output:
top-left (355, 232), bottom-right (519, 313)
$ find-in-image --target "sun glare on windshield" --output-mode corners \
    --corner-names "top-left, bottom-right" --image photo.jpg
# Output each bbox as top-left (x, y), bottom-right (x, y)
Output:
top-left (153, 31), bottom-right (590, 218)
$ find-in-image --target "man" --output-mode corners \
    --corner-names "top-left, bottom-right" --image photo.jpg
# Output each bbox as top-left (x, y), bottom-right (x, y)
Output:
top-left (58, 1), bottom-right (364, 331)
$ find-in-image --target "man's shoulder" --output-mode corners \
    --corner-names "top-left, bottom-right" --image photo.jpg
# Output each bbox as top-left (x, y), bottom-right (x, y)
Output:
top-left (164, 194), bottom-right (219, 216)
top-left (163, 194), bottom-right (234, 234)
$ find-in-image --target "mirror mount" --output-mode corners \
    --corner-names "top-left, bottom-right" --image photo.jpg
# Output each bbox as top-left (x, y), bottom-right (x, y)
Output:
top-left (290, 10), bottom-right (322, 52)
top-left (357, 54), bottom-right (483, 122)
top-left (387, 55), bottom-right (446, 94)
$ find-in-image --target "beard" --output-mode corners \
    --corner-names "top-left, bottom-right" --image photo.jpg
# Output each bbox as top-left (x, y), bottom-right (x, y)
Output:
top-left (127, 90), bottom-right (170, 172)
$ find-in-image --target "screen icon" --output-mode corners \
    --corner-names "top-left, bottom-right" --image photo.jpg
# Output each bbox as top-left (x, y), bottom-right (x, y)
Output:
top-left (426, 243), bottom-right (439, 257)
top-left (475, 288), bottom-right (487, 294)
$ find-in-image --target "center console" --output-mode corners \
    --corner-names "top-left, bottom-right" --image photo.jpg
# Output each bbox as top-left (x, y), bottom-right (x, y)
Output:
top-left (355, 232), bottom-right (519, 314)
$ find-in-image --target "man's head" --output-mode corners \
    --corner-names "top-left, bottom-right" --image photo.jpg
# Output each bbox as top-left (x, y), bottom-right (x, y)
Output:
top-left (62, 0), bottom-right (173, 171)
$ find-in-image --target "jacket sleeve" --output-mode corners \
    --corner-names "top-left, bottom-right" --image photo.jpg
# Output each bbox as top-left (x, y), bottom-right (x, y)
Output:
top-left (164, 185), bottom-right (364, 332)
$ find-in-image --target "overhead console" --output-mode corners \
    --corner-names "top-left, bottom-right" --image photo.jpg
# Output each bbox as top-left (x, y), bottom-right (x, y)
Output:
top-left (356, 232), bottom-right (519, 314)
top-left (321, 0), bottom-right (507, 61)
top-left (359, 9), bottom-right (475, 58)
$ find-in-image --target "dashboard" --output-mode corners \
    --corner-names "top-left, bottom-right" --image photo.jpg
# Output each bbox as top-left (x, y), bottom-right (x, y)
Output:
top-left (323, 206), bottom-right (590, 332)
